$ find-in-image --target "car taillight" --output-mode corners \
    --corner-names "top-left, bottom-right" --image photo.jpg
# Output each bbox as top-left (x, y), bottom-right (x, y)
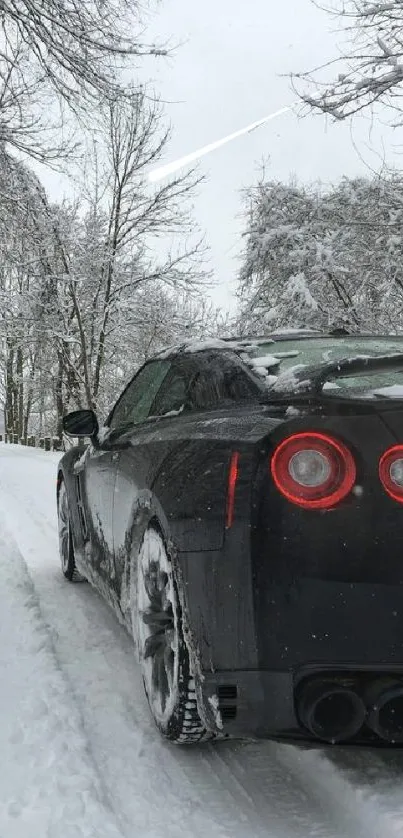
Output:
top-left (270, 432), bottom-right (356, 510)
top-left (226, 451), bottom-right (239, 528)
top-left (379, 445), bottom-right (403, 503)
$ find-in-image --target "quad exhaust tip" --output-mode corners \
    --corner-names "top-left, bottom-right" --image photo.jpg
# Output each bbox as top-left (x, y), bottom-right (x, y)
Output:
top-left (365, 680), bottom-right (403, 744)
top-left (297, 676), bottom-right (403, 744)
top-left (297, 679), bottom-right (366, 744)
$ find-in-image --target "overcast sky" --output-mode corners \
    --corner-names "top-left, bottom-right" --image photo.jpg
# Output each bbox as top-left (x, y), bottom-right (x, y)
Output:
top-left (42, 0), bottom-right (400, 314)
top-left (143, 0), bottom-right (401, 312)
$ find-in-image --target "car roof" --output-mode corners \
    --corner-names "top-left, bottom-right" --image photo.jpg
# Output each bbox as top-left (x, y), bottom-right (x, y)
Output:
top-left (155, 331), bottom-right (403, 361)
top-left (223, 330), bottom-right (403, 343)
top-left (222, 330), bottom-right (324, 343)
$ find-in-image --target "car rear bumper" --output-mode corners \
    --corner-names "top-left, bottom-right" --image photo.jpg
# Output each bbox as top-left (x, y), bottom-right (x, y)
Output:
top-left (200, 664), bottom-right (403, 745)
top-left (201, 669), bottom-right (296, 738)
top-left (177, 529), bottom-right (403, 745)
top-left (185, 557), bottom-right (403, 744)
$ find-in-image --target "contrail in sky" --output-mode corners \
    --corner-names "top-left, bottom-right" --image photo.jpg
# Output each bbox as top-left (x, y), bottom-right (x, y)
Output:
top-left (148, 103), bottom-right (296, 183)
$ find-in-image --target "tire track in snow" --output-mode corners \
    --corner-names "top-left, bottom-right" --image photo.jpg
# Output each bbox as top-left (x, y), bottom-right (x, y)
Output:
top-left (275, 741), bottom-right (403, 838)
top-left (0, 446), bottom-right (342, 837)
top-left (0, 478), bottom-right (330, 838)
top-left (0, 448), bottom-right (300, 838)
top-left (2, 444), bottom-right (403, 837)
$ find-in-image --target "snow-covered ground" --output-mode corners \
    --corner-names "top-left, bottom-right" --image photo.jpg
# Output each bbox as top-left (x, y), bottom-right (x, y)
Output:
top-left (2, 443), bottom-right (403, 838)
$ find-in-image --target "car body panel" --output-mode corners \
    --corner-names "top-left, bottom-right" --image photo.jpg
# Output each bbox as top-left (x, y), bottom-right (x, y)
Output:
top-left (58, 332), bottom-right (403, 744)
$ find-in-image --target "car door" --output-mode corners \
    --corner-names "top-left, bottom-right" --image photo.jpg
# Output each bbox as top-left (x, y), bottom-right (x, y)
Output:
top-left (78, 439), bottom-right (119, 587)
top-left (110, 349), bottom-right (264, 611)
top-left (82, 358), bottom-right (172, 592)
top-left (111, 360), bottom-right (194, 605)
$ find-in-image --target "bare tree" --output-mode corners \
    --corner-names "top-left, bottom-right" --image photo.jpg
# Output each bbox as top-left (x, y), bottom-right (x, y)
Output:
top-left (0, 148), bottom-right (56, 438)
top-left (0, 0), bottom-right (167, 161)
top-left (0, 0), bottom-right (165, 101)
top-left (0, 142), bottom-right (211, 439)
top-left (294, 1), bottom-right (403, 123)
top-left (69, 90), bottom-right (208, 408)
top-left (0, 5), bottom-right (215, 441)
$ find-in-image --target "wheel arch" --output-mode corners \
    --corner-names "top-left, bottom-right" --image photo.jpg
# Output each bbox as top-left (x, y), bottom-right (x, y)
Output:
top-left (56, 449), bottom-right (87, 555)
top-left (133, 518), bottom-right (212, 740)
top-left (120, 500), bottom-right (202, 683)
top-left (119, 492), bottom-right (175, 629)
top-left (57, 468), bottom-right (63, 501)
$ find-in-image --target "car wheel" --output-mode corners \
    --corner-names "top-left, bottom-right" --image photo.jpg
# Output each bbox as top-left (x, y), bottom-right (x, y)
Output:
top-left (57, 479), bottom-right (85, 582)
top-left (136, 525), bottom-right (207, 744)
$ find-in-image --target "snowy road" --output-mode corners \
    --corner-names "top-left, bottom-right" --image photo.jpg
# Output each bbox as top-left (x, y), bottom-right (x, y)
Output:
top-left (2, 445), bottom-right (403, 837)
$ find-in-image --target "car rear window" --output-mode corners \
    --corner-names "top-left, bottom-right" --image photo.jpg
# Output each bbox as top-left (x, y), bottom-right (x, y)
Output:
top-left (250, 337), bottom-right (403, 397)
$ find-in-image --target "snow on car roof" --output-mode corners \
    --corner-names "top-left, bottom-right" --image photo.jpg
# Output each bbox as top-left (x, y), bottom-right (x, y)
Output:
top-left (155, 338), bottom-right (235, 359)
top-left (249, 354), bottom-right (281, 370)
top-left (155, 331), bottom-right (326, 360)
top-left (371, 384), bottom-right (403, 399)
top-left (222, 330), bottom-right (323, 343)
top-left (268, 365), bottom-right (311, 394)
top-left (265, 328), bottom-right (323, 337)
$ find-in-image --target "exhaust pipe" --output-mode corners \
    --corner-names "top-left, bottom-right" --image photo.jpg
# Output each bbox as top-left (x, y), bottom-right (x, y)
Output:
top-left (297, 679), bottom-right (366, 744)
top-left (365, 680), bottom-right (403, 743)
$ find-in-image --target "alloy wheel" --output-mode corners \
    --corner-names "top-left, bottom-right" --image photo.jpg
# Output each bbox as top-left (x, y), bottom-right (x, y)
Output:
top-left (137, 529), bottom-right (179, 725)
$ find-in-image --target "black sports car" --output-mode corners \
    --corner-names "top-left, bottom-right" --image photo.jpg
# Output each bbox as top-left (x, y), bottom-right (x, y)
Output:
top-left (58, 330), bottom-right (403, 746)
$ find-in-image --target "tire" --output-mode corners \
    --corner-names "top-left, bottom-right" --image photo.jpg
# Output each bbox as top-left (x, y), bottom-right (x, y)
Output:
top-left (135, 525), bottom-right (207, 744)
top-left (57, 478), bottom-right (85, 582)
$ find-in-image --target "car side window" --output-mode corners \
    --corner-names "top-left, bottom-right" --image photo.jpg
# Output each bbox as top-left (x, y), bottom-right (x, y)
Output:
top-left (108, 360), bottom-right (171, 431)
top-left (149, 351), bottom-right (263, 417)
top-left (149, 365), bottom-right (189, 417)
top-left (187, 351), bottom-right (263, 409)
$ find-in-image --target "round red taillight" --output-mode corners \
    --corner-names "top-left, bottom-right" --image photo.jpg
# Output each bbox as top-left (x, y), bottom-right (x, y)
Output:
top-left (270, 432), bottom-right (356, 510)
top-left (379, 445), bottom-right (403, 503)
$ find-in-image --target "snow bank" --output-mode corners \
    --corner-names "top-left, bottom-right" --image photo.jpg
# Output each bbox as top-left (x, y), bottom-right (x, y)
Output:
top-left (0, 521), bottom-right (122, 838)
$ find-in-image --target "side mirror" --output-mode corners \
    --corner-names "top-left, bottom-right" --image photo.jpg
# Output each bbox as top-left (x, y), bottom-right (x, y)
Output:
top-left (62, 409), bottom-right (99, 438)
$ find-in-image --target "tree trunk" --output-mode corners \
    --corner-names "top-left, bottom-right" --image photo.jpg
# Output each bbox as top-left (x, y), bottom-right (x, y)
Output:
top-left (55, 350), bottom-right (65, 438)
top-left (24, 350), bottom-right (37, 438)
top-left (5, 342), bottom-right (15, 437)
top-left (16, 345), bottom-right (24, 438)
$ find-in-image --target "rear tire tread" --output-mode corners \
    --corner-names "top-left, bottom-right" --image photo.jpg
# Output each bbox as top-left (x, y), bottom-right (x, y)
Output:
top-left (172, 678), bottom-right (209, 745)
top-left (137, 525), bottom-right (210, 745)
top-left (58, 478), bottom-right (85, 583)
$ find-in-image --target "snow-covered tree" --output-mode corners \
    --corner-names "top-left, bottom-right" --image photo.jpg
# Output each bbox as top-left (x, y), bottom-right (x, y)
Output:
top-left (0, 96), bottom-right (213, 440)
top-left (0, 3), bottom-right (218, 443)
top-left (0, 149), bottom-right (57, 439)
top-left (236, 172), bottom-right (403, 334)
top-left (0, 0), bottom-right (166, 161)
top-left (295, 1), bottom-right (403, 124)
top-left (0, 148), bottom-right (214, 439)
top-left (237, 179), bottom-right (329, 332)
top-left (46, 91), bottom-right (209, 418)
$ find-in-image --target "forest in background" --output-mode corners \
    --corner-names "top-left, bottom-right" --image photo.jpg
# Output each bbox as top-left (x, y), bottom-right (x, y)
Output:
top-left (4, 1), bottom-right (403, 440)
top-left (237, 172), bottom-right (403, 335)
top-left (0, 0), bottom-right (223, 441)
